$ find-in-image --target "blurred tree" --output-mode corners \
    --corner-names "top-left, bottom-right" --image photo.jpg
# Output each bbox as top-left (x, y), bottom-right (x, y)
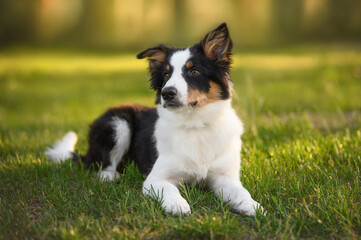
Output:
top-left (326, 0), bottom-right (361, 41)
top-left (271, 0), bottom-right (303, 44)
top-left (0, 0), bottom-right (38, 45)
top-left (69, 0), bottom-right (114, 46)
top-left (0, 0), bottom-right (360, 49)
top-left (174, 0), bottom-right (187, 44)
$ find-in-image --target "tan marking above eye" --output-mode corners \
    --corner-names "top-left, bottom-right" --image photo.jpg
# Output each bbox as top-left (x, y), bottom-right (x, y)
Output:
top-left (166, 65), bottom-right (170, 71)
top-left (186, 61), bottom-right (193, 69)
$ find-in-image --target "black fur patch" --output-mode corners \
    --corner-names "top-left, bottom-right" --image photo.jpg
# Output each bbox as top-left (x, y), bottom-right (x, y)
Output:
top-left (78, 105), bottom-right (158, 176)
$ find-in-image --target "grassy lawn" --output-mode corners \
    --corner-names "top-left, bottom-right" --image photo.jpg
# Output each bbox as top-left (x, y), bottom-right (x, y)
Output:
top-left (0, 47), bottom-right (361, 239)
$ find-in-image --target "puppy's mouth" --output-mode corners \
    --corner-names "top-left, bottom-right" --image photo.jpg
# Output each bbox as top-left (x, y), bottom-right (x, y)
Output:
top-left (188, 101), bottom-right (198, 108)
top-left (163, 100), bottom-right (183, 109)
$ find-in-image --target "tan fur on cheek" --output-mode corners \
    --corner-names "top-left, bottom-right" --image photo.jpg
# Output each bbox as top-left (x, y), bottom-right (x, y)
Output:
top-left (187, 88), bottom-right (208, 107)
top-left (207, 82), bottom-right (223, 100)
top-left (187, 82), bottom-right (222, 107)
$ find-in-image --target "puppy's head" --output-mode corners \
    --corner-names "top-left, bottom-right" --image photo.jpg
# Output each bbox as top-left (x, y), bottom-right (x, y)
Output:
top-left (137, 23), bottom-right (232, 109)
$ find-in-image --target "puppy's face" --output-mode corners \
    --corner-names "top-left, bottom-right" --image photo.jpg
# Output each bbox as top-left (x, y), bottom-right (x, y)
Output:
top-left (137, 23), bottom-right (233, 109)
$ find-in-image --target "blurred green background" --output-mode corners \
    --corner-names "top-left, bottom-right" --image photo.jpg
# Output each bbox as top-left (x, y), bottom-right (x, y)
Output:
top-left (1, 0), bottom-right (361, 49)
top-left (1, 0), bottom-right (361, 131)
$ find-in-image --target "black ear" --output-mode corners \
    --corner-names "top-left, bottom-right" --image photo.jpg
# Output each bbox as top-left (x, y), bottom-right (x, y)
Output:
top-left (201, 23), bottom-right (232, 63)
top-left (137, 44), bottom-right (169, 72)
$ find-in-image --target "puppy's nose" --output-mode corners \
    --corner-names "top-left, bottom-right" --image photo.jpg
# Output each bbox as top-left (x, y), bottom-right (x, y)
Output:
top-left (161, 87), bottom-right (177, 101)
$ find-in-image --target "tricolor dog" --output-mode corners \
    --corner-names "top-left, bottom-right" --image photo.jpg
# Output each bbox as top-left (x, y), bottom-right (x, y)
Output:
top-left (46, 23), bottom-right (263, 216)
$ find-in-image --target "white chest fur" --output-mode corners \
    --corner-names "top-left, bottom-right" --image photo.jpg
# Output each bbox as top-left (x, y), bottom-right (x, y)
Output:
top-left (154, 100), bottom-right (244, 182)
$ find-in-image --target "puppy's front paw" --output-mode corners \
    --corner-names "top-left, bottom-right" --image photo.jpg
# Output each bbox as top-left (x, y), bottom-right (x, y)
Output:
top-left (98, 170), bottom-right (120, 182)
top-left (163, 196), bottom-right (191, 216)
top-left (237, 199), bottom-right (264, 216)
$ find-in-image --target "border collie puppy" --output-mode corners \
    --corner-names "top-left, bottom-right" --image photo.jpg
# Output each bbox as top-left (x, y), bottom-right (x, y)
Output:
top-left (46, 23), bottom-right (262, 216)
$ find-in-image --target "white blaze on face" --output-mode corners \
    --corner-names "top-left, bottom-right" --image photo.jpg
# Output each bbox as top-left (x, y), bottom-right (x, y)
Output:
top-left (162, 48), bottom-right (191, 104)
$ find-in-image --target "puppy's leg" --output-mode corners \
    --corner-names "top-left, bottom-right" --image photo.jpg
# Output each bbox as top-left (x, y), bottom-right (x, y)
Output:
top-left (98, 165), bottom-right (120, 182)
top-left (143, 161), bottom-right (191, 216)
top-left (209, 175), bottom-right (261, 216)
top-left (143, 179), bottom-right (191, 216)
top-left (208, 151), bottom-right (262, 216)
top-left (97, 118), bottom-right (131, 182)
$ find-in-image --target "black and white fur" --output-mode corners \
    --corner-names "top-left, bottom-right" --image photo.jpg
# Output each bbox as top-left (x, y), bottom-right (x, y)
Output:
top-left (46, 23), bottom-right (263, 216)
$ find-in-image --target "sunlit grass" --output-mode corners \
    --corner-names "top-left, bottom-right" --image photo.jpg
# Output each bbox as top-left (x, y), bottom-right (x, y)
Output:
top-left (0, 47), bottom-right (360, 239)
top-left (0, 54), bottom-right (145, 74)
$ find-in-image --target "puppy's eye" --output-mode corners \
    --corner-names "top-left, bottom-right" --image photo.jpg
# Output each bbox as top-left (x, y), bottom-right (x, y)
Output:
top-left (190, 69), bottom-right (200, 76)
top-left (164, 73), bottom-right (170, 80)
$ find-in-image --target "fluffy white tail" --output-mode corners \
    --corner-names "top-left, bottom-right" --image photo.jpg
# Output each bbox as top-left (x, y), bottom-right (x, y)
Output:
top-left (45, 131), bottom-right (78, 162)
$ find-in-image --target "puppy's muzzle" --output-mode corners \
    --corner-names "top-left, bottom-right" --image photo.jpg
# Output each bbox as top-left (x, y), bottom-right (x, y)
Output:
top-left (161, 87), bottom-right (177, 101)
top-left (161, 87), bottom-right (182, 108)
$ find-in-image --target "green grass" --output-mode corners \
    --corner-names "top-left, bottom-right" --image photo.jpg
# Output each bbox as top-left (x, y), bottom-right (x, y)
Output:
top-left (1, 47), bottom-right (361, 239)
